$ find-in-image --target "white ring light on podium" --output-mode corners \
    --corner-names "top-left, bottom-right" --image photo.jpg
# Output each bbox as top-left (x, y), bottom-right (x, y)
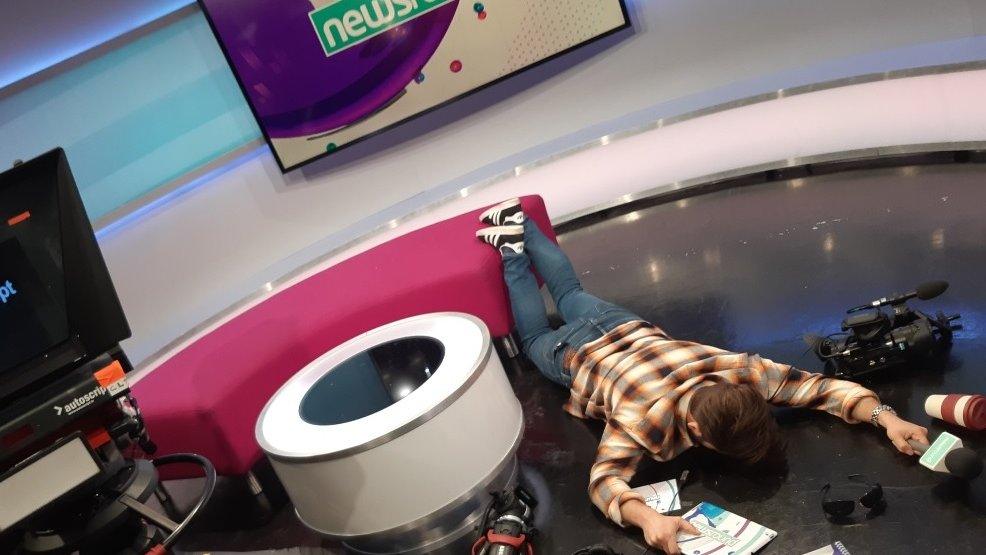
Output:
top-left (256, 312), bottom-right (522, 554)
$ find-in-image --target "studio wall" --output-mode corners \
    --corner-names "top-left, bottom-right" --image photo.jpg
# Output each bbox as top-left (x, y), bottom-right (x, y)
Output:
top-left (0, 9), bottom-right (258, 221)
top-left (3, 1), bottom-right (985, 365)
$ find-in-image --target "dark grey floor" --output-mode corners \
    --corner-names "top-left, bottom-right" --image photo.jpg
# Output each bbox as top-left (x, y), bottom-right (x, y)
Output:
top-left (179, 162), bottom-right (986, 554)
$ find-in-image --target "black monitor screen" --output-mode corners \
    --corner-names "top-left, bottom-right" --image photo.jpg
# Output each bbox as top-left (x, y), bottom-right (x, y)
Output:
top-left (0, 167), bottom-right (69, 373)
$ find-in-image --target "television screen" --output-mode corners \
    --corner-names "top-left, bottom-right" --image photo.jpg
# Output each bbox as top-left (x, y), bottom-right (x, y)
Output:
top-left (199, 0), bottom-right (630, 171)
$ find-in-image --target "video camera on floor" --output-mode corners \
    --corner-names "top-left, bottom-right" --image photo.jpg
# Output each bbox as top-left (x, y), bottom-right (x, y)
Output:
top-left (805, 281), bottom-right (961, 379)
top-left (0, 149), bottom-right (212, 554)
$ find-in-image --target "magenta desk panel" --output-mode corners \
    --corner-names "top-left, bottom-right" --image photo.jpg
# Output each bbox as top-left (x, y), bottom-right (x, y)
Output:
top-left (131, 195), bottom-right (555, 477)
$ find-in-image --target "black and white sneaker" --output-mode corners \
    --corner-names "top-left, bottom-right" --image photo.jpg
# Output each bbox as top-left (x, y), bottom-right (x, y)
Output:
top-left (479, 198), bottom-right (525, 226)
top-left (476, 225), bottom-right (525, 255)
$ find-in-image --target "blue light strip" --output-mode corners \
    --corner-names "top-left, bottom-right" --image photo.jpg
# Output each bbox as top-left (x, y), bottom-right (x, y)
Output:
top-left (95, 144), bottom-right (266, 241)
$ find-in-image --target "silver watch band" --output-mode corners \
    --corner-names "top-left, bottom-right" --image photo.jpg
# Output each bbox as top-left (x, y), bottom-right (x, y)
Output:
top-left (870, 404), bottom-right (896, 427)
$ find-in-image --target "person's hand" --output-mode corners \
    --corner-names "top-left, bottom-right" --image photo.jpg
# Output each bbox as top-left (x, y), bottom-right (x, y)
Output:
top-left (621, 499), bottom-right (701, 554)
top-left (881, 414), bottom-right (929, 456)
top-left (639, 513), bottom-right (700, 554)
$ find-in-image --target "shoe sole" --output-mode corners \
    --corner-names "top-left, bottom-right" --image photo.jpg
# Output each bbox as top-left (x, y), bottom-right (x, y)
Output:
top-left (475, 225), bottom-right (524, 238)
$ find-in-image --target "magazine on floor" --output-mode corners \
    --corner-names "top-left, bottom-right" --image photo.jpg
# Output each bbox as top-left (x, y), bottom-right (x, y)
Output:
top-left (630, 478), bottom-right (681, 514)
top-left (676, 502), bottom-right (776, 555)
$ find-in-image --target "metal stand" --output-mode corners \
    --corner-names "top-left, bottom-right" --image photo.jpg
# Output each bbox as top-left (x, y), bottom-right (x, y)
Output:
top-left (245, 470), bottom-right (273, 519)
top-left (343, 456), bottom-right (519, 555)
top-left (18, 455), bottom-right (215, 555)
top-left (499, 334), bottom-right (521, 359)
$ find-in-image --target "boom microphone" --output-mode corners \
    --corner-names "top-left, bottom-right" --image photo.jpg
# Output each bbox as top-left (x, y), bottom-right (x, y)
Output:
top-left (848, 280), bottom-right (949, 313)
top-left (908, 432), bottom-right (983, 481)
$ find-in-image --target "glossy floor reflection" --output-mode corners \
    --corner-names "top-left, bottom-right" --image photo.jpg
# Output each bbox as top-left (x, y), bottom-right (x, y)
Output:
top-left (177, 162), bottom-right (986, 555)
top-left (520, 162), bottom-right (986, 554)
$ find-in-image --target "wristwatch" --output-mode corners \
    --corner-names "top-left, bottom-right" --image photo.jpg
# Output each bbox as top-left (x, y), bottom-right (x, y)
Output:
top-left (870, 404), bottom-right (896, 427)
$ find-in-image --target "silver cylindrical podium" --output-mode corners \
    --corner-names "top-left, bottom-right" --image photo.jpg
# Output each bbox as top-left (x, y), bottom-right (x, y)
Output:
top-left (256, 313), bottom-right (523, 554)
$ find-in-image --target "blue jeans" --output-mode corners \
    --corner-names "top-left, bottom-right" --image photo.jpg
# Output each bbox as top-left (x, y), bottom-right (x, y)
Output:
top-left (503, 219), bottom-right (641, 387)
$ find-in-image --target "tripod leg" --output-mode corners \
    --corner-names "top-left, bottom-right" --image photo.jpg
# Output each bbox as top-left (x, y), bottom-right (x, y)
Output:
top-left (118, 494), bottom-right (179, 533)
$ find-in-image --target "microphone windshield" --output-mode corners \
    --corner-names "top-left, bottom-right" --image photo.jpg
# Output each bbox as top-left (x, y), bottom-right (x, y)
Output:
top-left (944, 448), bottom-right (983, 481)
top-left (916, 280), bottom-right (949, 300)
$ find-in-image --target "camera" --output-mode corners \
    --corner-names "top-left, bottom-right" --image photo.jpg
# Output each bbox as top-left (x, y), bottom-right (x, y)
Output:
top-left (805, 281), bottom-right (961, 379)
top-left (0, 149), bottom-right (213, 554)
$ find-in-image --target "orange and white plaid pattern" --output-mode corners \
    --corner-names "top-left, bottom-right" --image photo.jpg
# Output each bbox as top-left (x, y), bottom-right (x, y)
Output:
top-left (563, 320), bottom-right (878, 525)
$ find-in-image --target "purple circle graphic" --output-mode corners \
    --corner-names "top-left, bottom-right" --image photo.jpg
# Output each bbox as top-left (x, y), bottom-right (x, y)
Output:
top-left (208, 0), bottom-right (459, 138)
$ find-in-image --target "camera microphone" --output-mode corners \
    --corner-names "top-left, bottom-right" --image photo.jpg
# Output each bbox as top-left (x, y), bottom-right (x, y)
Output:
top-left (907, 432), bottom-right (983, 481)
top-left (914, 280), bottom-right (951, 300)
top-left (848, 280), bottom-right (949, 313)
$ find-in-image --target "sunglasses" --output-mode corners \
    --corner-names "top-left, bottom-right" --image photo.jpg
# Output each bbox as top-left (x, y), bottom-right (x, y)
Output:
top-left (821, 474), bottom-right (884, 518)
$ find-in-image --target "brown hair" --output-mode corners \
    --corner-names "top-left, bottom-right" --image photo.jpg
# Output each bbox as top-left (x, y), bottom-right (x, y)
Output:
top-left (690, 382), bottom-right (785, 466)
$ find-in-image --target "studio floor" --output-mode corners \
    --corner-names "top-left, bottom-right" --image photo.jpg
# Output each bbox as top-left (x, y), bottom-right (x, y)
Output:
top-left (177, 161), bottom-right (986, 554)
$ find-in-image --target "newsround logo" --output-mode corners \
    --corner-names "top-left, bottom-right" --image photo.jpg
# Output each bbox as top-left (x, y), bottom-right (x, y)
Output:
top-left (310, 0), bottom-right (454, 57)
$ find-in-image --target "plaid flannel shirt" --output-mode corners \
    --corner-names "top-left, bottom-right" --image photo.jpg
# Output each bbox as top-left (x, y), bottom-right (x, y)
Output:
top-left (563, 320), bottom-right (878, 525)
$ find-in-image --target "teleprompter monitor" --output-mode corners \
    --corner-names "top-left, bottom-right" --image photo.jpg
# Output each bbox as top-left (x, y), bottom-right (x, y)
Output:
top-left (0, 149), bottom-right (130, 402)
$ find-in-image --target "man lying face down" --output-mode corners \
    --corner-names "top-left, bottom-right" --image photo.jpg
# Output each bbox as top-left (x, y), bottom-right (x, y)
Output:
top-left (476, 199), bottom-right (930, 554)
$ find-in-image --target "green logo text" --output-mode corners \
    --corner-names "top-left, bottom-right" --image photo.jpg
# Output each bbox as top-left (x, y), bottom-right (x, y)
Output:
top-left (310, 0), bottom-right (455, 57)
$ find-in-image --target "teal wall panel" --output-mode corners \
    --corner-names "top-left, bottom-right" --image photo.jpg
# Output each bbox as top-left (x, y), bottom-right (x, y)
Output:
top-left (0, 10), bottom-right (260, 220)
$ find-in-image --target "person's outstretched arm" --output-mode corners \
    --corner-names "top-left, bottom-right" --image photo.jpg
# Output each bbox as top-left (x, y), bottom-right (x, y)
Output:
top-left (750, 354), bottom-right (929, 455)
top-left (589, 423), bottom-right (698, 553)
top-left (848, 395), bottom-right (929, 455)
